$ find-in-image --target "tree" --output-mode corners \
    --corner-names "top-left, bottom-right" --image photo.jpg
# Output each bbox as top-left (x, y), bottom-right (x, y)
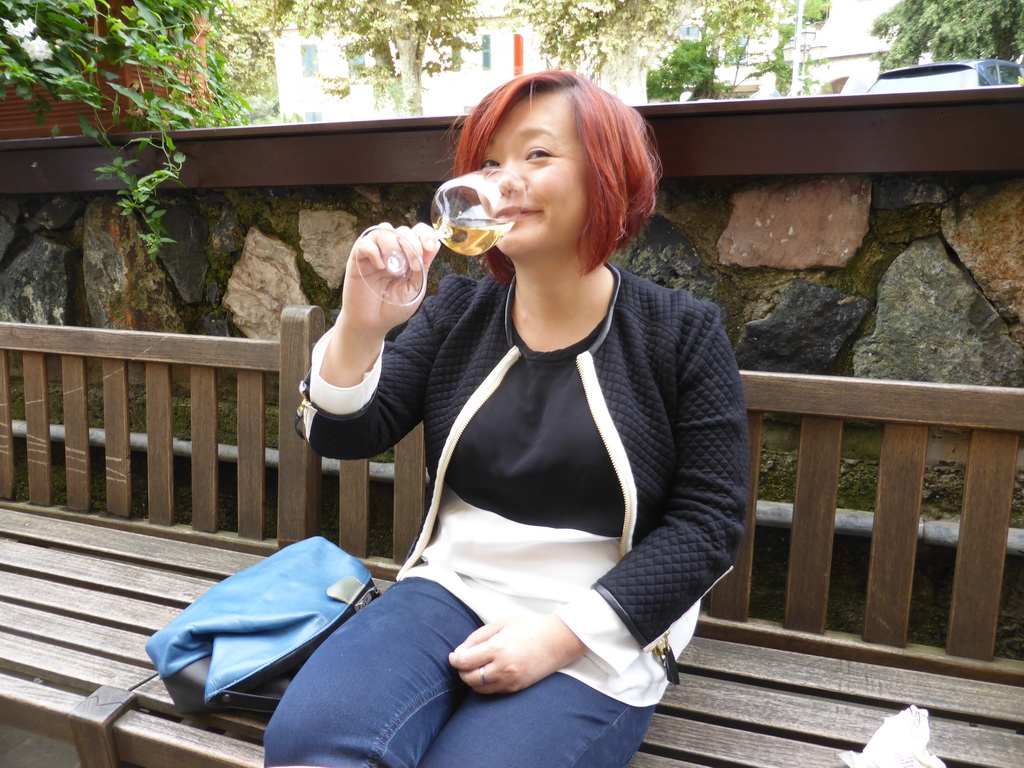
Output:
top-left (646, 0), bottom-right (789, 101)
top-left (647, 37), bottom-right (722, 101)
top-left (262, 0), bottom-right (480, 117)
top-left (507, 0), bottom-right (692, 103)
top-left (215, 1), bottom-right (281, 123)
top-left (647, 0), bottom-right (834, 101)
top-left (871, 0), bottom-right (1024, 70)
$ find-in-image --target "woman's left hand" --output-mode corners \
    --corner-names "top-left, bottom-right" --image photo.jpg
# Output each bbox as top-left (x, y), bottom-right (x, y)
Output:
top-left (449, 614), bottom-right (587, 694)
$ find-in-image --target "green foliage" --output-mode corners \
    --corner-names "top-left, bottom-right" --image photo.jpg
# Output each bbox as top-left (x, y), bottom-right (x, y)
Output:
top-left (647, 0), bottom-right (796, 100)
top-left (871, 0), bottom-right (1024, 69)
top-left (1, 0), bottom-right (248, 256)
top-left (212, 0), bottom-right (279, 124)
top-left (647, 38), bottom-right (724, 101)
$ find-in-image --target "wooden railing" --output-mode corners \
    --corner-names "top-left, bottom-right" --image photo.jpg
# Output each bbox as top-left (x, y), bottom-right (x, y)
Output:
top-left (2, 89), bottom-right (1023, 194)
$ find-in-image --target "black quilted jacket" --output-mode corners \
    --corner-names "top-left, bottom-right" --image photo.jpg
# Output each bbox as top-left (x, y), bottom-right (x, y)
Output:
top-left (305, 267), bottom-right (749, 647)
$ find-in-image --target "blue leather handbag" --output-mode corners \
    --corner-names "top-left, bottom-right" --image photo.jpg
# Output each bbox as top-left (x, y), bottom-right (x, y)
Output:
top-left (145, 536), bottom-right (378, 714)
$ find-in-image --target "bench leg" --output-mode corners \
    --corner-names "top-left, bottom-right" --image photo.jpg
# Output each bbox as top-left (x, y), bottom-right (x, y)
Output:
top-left (69, 686), bottom-right (138, 768)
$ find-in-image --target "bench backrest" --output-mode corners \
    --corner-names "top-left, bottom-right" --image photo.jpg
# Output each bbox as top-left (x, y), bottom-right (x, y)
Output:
top-left (0, 307), bottom-right (420, 560)
top-left (707, 372), bottom-right (1024, 685)
top-left (1, 306), bottom-right (1021, 685)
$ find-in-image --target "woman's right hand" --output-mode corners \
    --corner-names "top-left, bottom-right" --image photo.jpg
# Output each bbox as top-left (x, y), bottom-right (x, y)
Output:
top-left (320, 223), bottom-right (439, 389)
top-left (340, 223), bottom-right (440, 338)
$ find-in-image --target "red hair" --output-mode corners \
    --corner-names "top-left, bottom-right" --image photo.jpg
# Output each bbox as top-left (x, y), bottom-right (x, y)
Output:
top-left (453, 71), bottom-right (661, 283)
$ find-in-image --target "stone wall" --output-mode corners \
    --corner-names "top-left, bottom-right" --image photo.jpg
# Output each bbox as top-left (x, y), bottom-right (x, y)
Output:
top-left (1, 172), bottom-right (1022, 387)
top-left (3, 172), bottom-right (1022, 654)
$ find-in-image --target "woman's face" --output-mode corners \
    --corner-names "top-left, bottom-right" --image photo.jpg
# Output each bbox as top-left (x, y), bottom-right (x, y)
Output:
top-left (480, 91), bottom-right (589, 268)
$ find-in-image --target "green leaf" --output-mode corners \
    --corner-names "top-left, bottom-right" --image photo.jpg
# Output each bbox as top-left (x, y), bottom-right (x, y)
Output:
top-left (108, 83), bottom-right (146, 108)
top-left (133, 2), bottom-right (163, 28)
top-left (78, 113), bottom-right (100, 139)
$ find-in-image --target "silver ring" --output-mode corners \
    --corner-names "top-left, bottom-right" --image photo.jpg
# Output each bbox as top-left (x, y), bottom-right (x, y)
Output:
top-left (479, 668), bottom-right (487, 686)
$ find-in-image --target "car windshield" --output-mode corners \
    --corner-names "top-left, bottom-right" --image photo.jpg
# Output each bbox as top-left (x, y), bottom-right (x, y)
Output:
top-left (869, 65), bottom-right (981, 93)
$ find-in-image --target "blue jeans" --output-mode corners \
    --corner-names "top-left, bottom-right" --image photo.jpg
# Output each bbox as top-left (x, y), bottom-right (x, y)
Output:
top-left (264, 578), bottom-right (655, 768)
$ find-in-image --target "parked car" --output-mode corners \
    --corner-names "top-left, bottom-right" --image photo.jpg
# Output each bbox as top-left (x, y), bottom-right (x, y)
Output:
top-left (867, 59), bottom-right (1024, 94)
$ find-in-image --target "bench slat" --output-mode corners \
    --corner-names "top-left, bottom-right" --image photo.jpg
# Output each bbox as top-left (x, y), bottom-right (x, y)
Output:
top-left (146, 362), bottom-right (176, 527)
top-left (277, 306), bottom-right (324, 546)
top-left (948, 429), bottom-right (1019, 660)
top-left (707, 412), bottom-right (762, 621)
top-left (0, 506), bottom-right (263, 578)
top-left (680, 636), bottom-right (1024, 726)
top-left (339, 459), bottom-right (370, 557)
top-left (663, 673), bottom-right (1024, 768)
top-left (102, 358), bottom-right (132, 517)
top-left (0, 570), bottom-right (180, 632)
top-left (0, 349), bottom-right (12, 498)
top-left (393, 423), bottom-right (425, 563)
top-left (0, 538), bottom-right (216, 605)
top-left (864, 423), bottom-right (928, 646)
top-left (627, 754), bottom-right (707, 768)
top-left (785, 415), bottom-right (843, 633)
top-left (3, 601), bottom-right (152, 667)
top-left (644, 712), bottom-right (845, 767)
top-left (741, 371), bottom-right (1024, 431)
top-left (0, 321), bottom-right (280, 371)
top-left (114, 710), bottom-right (264, 768)
top-left (62, 355), bottom-right (92, 513)
top-left (0, 672), bottom-right (80, 743)
top-left (191, 366), bottom-right (220, 533)
top-left (23, 350), bottom-right (52, 506)
top-left (0, 631), bottom-right (153, 693)
top-left (236, 370), bottom-right (266, 541)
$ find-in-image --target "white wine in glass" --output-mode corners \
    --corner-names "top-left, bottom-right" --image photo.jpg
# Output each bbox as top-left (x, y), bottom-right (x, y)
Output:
top-left (431, 168), bottom-right (523, 256)
top-left (357, 169), bottom-right (523, 306)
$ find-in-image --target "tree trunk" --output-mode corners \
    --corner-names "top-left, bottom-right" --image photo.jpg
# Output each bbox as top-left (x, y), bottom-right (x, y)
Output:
top-left (596, 46), bottom-right (649, 105)
top-left (394, 36), bottom-right (424, 117)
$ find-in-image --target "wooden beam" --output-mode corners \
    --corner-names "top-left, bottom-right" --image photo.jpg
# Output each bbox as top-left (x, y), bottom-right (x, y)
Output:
top-left (101, 360), bottom-right (131, 518)
top-left (276, 306), bottom-right (325, 547)
top-left (741, 371), bottom-right (1024, 431)
top-left (785, 416), bottom-right (843, 634)
top-left (144, 363), bottom-right (174, 527)
top-left (863, 423), bottom-right (928, 646)
top-left (22, 352), bottom-right (52, 506)
top-left (236, 370), bottom-right (267, 541)
top-left (947, 430), bottom-right (1019, 660)
top-left (62, 355), bottom-right (92, 513)
top-left (0, 323), bottom-right (278, 371)
top-left (0, 350), bottom-right (13, 499)
top-left (1, 90), bottom-right (1021, 193)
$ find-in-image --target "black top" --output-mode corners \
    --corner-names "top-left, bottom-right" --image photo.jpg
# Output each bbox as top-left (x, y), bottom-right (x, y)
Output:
top-left (445, 321), bottom-right (623, 538)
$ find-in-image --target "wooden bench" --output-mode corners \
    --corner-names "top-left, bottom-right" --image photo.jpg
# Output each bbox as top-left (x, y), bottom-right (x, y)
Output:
top-left (1, 306), bottom-right (1022, 768)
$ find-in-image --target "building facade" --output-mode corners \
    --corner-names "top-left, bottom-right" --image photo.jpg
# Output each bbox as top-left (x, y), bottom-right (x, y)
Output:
top-left (274, 5), bottom-right (543, 122)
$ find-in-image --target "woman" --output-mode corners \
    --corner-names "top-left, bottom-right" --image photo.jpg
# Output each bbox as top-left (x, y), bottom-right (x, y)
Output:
top-left (265, 70), bottom-right (748, 768)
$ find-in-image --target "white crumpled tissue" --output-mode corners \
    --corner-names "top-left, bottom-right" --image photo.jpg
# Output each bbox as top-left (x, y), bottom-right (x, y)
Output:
top-left (839, 706), bottom-right (946, 768)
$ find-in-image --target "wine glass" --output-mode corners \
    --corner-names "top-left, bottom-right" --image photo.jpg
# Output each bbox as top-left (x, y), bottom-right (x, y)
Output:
top-left (356, 169), bottom-right (523, 306)
top-left (431, 168), bottom-right (523, 257)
